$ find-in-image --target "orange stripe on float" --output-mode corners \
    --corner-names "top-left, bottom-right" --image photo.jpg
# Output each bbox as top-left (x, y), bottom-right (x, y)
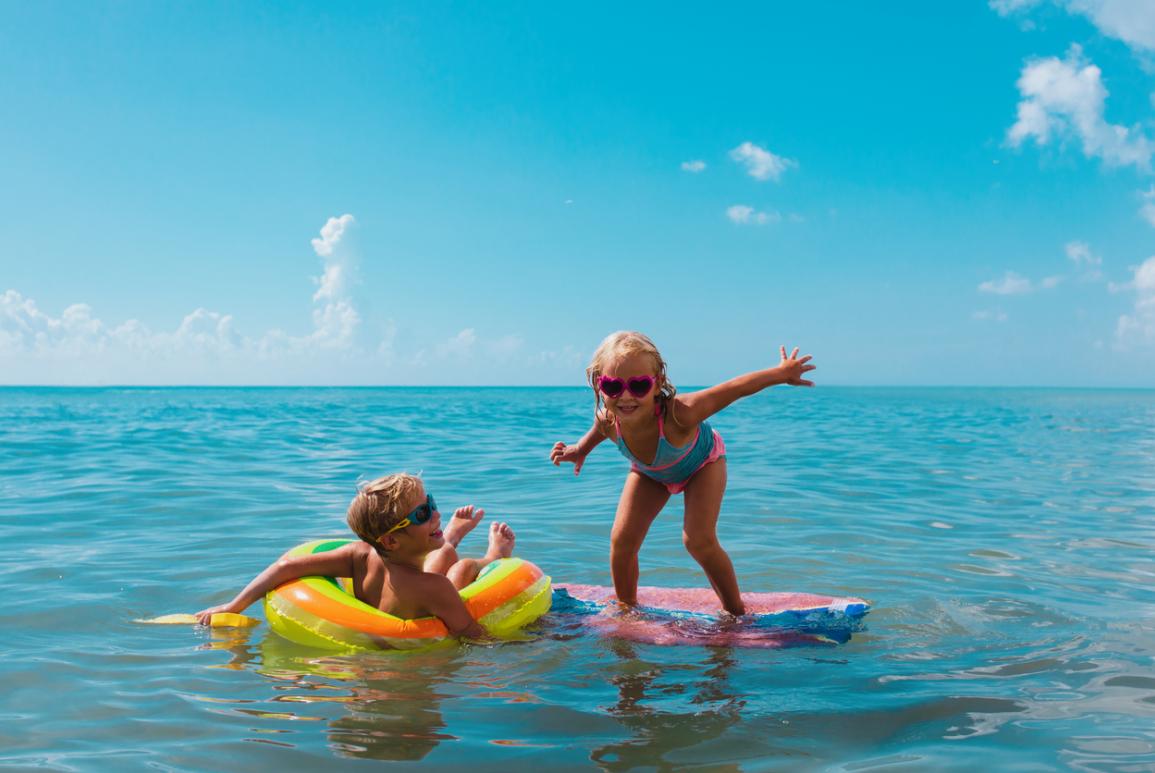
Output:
top-left (274, 582), bottom-right (445, 638)
top-left (464, 561), bottom-right (542, 619)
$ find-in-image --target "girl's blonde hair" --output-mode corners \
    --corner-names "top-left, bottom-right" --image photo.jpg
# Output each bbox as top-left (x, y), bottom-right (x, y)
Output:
top-left (586, 331), bottom-right (677, 427)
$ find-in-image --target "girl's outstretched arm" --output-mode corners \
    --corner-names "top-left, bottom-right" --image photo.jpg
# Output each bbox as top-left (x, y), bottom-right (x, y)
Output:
top-left (675, 345), bottom-right (815, 426)
top-left (550, 419), bottom-right (608, 476)
top-left (195, 543), bottom-right (363, 624)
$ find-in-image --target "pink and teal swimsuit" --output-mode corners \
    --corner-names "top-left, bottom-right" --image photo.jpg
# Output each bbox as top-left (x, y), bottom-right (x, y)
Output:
top-left (612, 409), bottom-right (726, 494)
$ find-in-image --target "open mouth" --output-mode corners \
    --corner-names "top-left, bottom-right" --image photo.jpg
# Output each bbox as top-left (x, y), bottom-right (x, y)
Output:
top-left (430, 529), bottom-right (444, 538)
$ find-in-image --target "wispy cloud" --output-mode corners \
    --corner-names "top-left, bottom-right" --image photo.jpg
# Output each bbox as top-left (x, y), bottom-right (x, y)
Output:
top-left (1139, 187), bottom-right (1155, 226)
top-left (990, 0), bottom-right (1039, 13)
top-left (1065, 240), bottom-right (1103, 280)
top-left (726, 205), bottom-right (781, 225)
top-left (992, 0), bottom-right (1155, 53)
top-left (978, 243), bottom-right (1102, 298)
top-left (972, 309), bottom-right (1009, 322)
top-left (979, 272), bottom-right (1034, 295)
top-left (729, 141), bottom-right (796, 182)
top-left (680, 160), bottom-right (707, 173)
top-left (435, 328), bottom-right (526, 359)
top-left (1007, 45), bottom-right (1153, 170)
top-left (1115, 256), bottom-right (1155, 345)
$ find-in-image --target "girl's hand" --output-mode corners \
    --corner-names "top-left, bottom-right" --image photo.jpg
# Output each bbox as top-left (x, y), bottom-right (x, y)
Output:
top-left (778, 345), bottom-right (816, 386)
top-left (550, 441), bottom-right (587, 475)
top-left (195, 603), bottom-right (240, 625)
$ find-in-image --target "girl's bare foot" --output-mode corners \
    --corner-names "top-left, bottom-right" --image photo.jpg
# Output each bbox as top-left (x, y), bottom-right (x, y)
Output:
top-left (443, 505), bottom-right (485, 547)
top-left (484, 521), bottom-right (516, 561)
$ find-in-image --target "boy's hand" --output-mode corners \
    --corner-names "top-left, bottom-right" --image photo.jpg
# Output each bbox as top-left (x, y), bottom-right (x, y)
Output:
top-left (778, 345), bottom-right (816, 387)
top-left (550, 442), bottom-right (587, 475)
top-left (195, 603), bottom-right (239, 625)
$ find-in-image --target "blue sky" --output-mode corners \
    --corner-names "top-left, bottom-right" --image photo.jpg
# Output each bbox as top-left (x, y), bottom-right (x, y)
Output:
top-left (2, 1), bottom-right (1155, 386)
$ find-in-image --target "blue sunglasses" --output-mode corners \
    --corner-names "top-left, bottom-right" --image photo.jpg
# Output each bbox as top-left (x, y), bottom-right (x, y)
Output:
top-left (385, 494), bottom-right (437, 535)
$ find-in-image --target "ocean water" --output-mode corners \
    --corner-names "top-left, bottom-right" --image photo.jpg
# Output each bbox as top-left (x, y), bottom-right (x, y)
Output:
top-left (1, 386), bottom-right (1153, 771)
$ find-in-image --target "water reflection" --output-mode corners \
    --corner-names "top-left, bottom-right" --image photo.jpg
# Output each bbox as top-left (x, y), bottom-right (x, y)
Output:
top-left (204, 629), bottom-right (463, 762)
top-left (590, 639), bottom-right (745, 771)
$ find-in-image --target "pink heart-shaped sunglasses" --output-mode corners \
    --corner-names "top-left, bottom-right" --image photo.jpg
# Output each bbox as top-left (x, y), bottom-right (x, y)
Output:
top-left (598, 375), bottom-right (655, 399)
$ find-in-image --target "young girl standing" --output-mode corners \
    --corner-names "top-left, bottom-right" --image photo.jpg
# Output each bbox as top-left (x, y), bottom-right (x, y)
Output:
top-left (550, 331), bottom-right (815, 616)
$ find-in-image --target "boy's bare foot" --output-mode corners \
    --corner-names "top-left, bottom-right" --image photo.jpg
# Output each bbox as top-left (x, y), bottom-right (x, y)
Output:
top-left (484, 521), bottom-right (516, 561)
top-left (443, 505), bottom-right (485, 547)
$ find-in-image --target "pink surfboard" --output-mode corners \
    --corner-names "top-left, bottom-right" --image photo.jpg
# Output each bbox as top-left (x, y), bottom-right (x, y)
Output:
top-left (554, 584), bottom-right (870, 649)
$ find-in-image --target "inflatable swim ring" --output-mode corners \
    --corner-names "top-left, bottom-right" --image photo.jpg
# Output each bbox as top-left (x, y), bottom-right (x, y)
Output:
top-left (263, 539), bottom-right (552, 652)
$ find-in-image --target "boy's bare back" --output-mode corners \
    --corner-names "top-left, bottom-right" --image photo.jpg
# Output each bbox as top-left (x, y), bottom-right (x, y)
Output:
top-left (348, 541), bottom-right (457, 620)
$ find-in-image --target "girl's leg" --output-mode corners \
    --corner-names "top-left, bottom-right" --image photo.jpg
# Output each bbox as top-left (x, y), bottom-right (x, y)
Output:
top-left (611, 471), bottom-right (671, 605)
top-left (681, 458), bottom-right (745, 615)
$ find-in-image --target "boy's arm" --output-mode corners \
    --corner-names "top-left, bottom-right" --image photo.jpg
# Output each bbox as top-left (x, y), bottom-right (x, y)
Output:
top-left (550, 417), bottom-right (608, 475)
top-left (421, 575), bottom-right (486, 639)
top-left (675, 346), bottom-right (815, 426)
top-left (195, 543), bottom-right (362, 624)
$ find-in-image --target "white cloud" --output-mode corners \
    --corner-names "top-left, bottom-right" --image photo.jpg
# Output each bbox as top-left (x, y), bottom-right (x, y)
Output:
top-left (1065, 240), bottom-right (1105, 281)
top-left (979, 272), bottom-right (1034, 294)
top-left (1065, 240), bottom-right (1099, 267)
top-left (311, 213), bottom-right (354, 257)
top-left (729, 141), bottom-right (797, 182)
top-left (726, 205), bottom-right (781, 225)
top-left (726, 205), bottom-right (754, 223)
top-left (973, 309), bottom-right (1010, 321)
top-left (439, 328), bottom-right (477, 358)
top-left (308, 214), bottom-right (360, 348)
top-left (680, 160), bottom-right (707, 173)
top-left (1139, 187), bottom-right (1155, 226)
top-left (0, 291), bottom-right (244, 361)
top-left (1041, 275), bottom-right (1065, 288)
top-left (990, 0), bottom-right (1041, 13)
top-left (1115, 255), bottom-right (1155, 345)
top-left (1066, 0), bottom-right (1155, 52)
top-left (172, 308), bottom-right (240, 351)
top-left (0, 293), bottom-right (115, 355)
top-left (0, 214), bottom-right (368, 382)
top-left (1007, 46), bottom-right (1153, 170)
top-left (993, 0), bottom-right (1155, 52)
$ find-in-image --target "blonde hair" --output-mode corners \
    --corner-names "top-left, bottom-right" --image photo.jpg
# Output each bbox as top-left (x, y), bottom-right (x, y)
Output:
top-left (586, 331), bottom-right (677, 427)
top-left (346, 473), bottom-right (424, 549)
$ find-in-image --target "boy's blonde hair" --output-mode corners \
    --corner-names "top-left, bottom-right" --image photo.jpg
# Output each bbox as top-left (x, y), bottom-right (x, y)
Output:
top-left (586, 331), bottom-right (677, 425)
top-left (346, 473), bottom-right (424, 549)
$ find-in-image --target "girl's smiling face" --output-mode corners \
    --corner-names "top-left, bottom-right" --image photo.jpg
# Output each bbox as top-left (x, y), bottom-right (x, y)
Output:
top-left (602, 352), bottom-right (659, 423)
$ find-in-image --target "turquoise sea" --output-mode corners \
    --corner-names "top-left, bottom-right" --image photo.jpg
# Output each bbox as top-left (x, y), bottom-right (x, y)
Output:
top-left (2, 387), bottom-right (1154, 771)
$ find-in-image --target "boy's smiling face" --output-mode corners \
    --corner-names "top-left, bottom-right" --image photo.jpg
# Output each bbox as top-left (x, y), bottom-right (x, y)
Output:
top-left (381, 483), bottom-right (445, 554)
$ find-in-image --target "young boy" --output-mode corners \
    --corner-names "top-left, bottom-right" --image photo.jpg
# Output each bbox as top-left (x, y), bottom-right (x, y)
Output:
top-left (195, 473), bottom-right (516, 639)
